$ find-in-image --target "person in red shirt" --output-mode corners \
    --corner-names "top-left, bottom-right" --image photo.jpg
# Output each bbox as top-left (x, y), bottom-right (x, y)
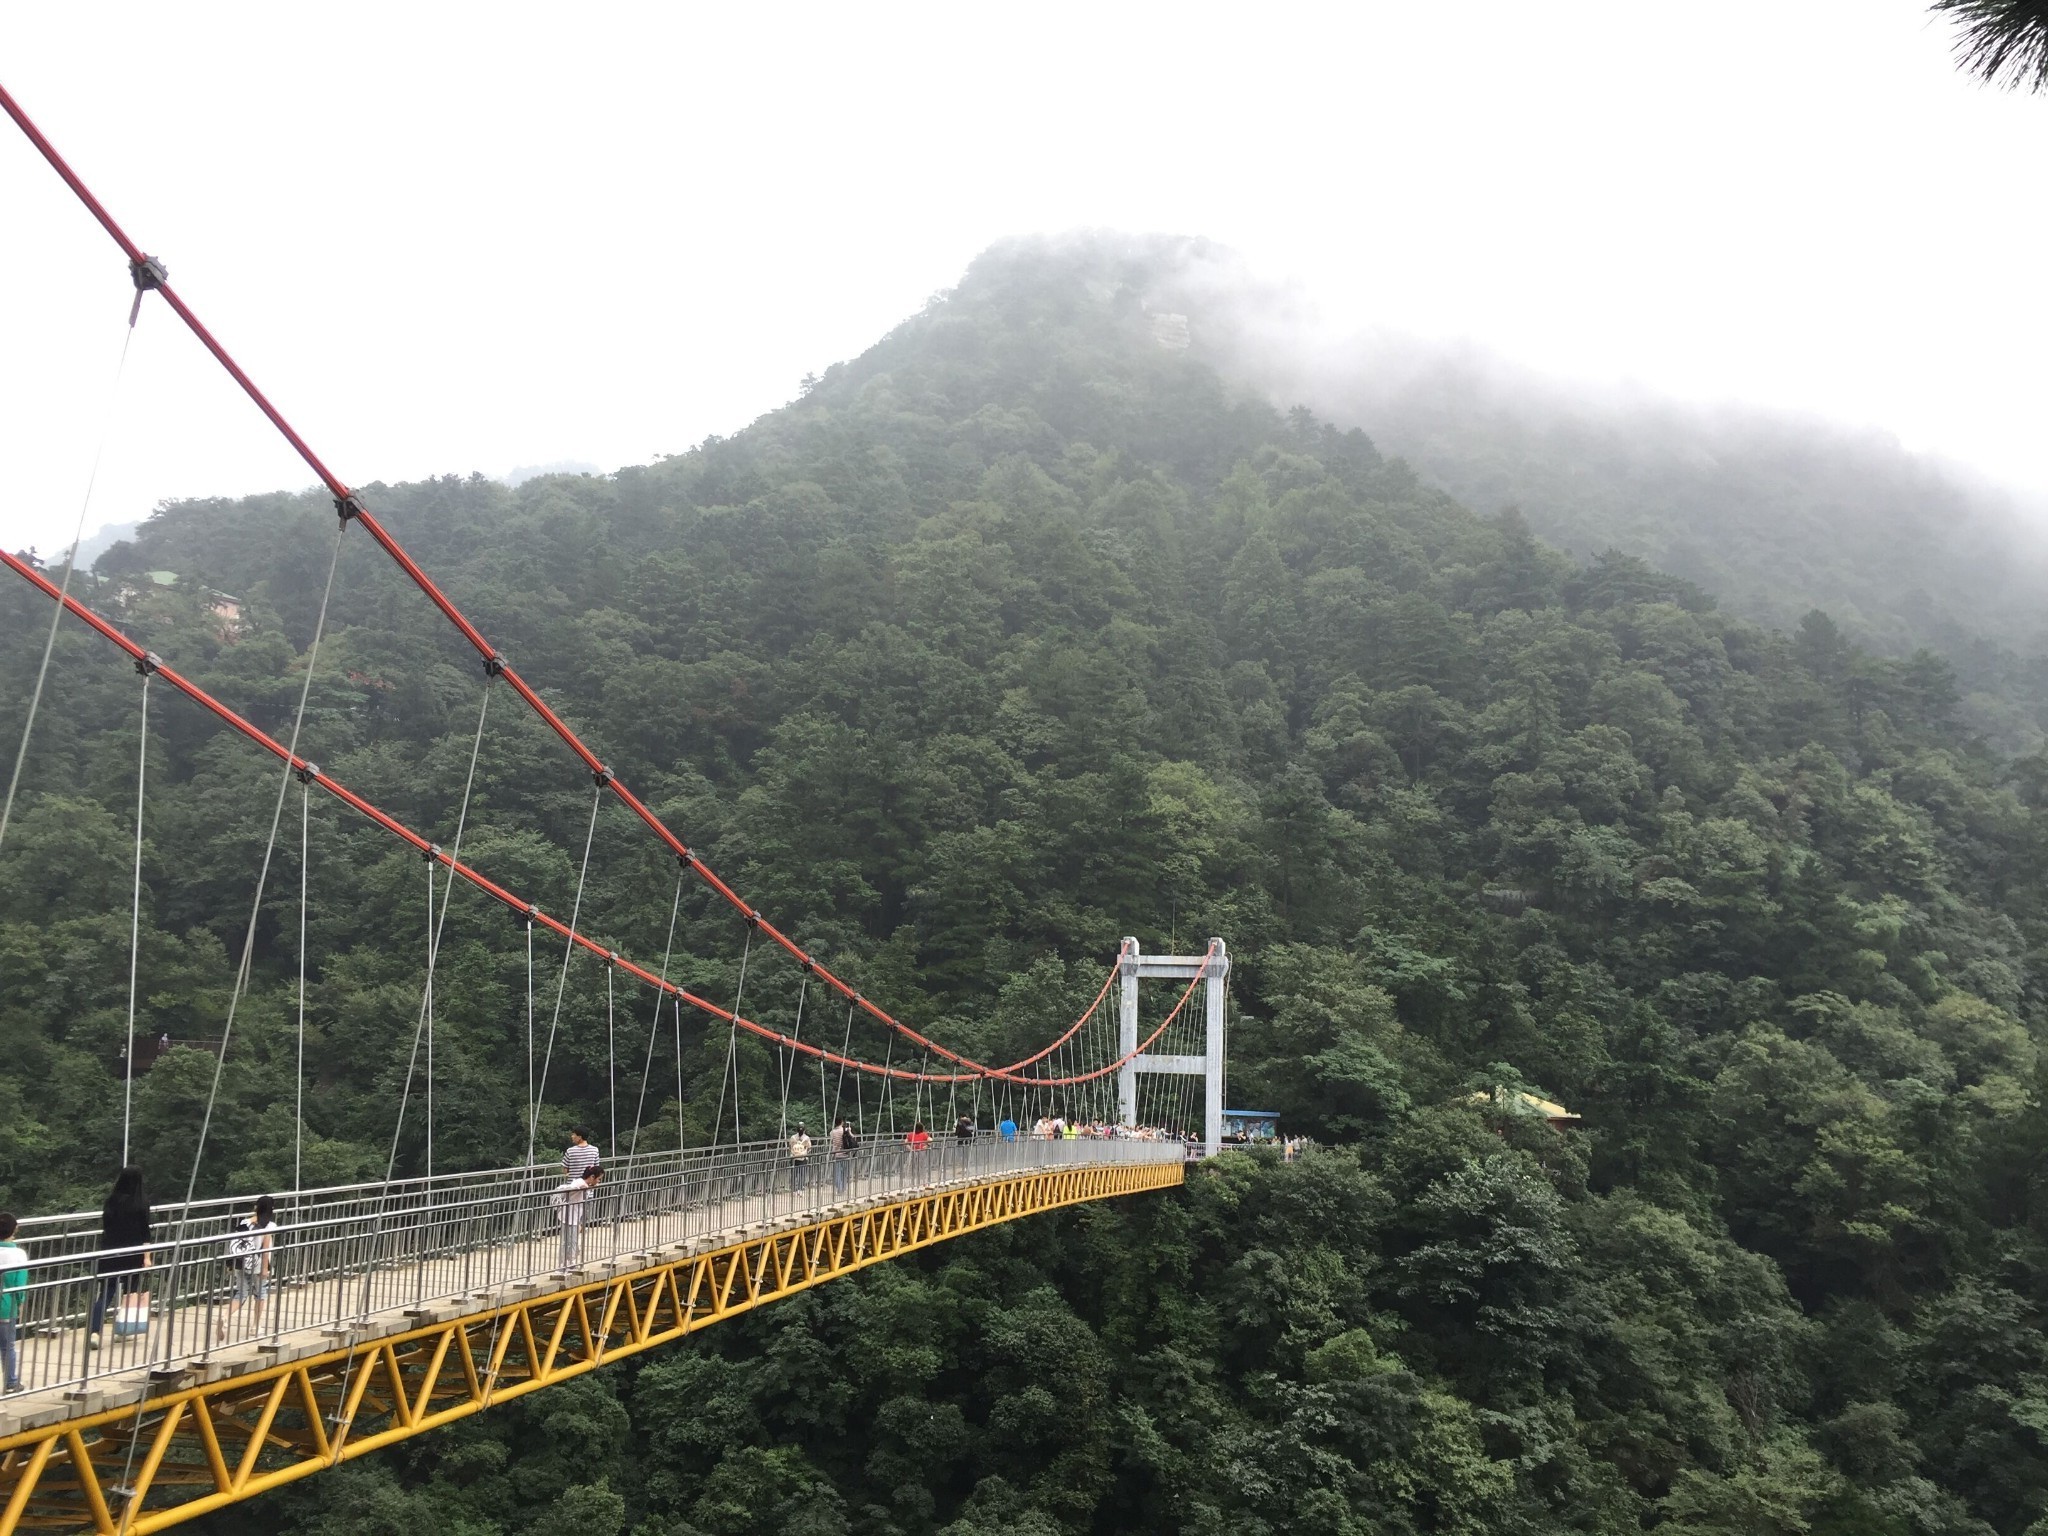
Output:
top-left (906, 1122), bottom-right (931, 1184)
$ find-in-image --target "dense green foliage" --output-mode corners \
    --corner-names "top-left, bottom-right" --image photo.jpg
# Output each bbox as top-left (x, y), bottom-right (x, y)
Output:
top-left (7, 238), bottom-right (2048, 1533)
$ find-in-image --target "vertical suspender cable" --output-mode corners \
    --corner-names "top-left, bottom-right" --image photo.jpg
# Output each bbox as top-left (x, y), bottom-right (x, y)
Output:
top-left (527, 782), bottom-right (603, 1168)
top-left (118, 671), bottom-right (149, 1167)
top-left (709, 929), bottom-right (752, 1152)
top-left (1075, 992), bottom-right (1090, 1127)
top-left (164, 518), bottom-right (343, 1371)
top-left (357, 687), bottom-right (491, 1350)
top-left (630, 869), bottom-right (686, 1154)
top-left (0, 92), bottom-right (1133, 1091)
top-left (294, 774), bottom-right (308, 1197)
top-left (383, 683), bottom-right (491, 1185)
top-left (525, 917), bottom-right (535, 1146)
top-left (831, 1000), bottom-right (855, 1128)
top-left (0, 308), bottom-right (140, 859)
top-left (818, 1001), bottom-right (830, 1136)
top-left (779, 976), bottom-right (808, 1144)
top-left (606, 964), bottom-right (617, 1161)
top-left (424, 857), bottom-right (435, 1181)
top-left (881, 1032), bottom-right (896, 1137)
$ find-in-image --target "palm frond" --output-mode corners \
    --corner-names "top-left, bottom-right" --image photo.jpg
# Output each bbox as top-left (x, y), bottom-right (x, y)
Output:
top-left (1932, 0), bottom-right (2048, 92)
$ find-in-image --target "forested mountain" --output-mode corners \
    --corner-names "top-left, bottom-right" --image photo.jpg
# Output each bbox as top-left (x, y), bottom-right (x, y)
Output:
top-left (6, 235), bottom-right (2048, 1535)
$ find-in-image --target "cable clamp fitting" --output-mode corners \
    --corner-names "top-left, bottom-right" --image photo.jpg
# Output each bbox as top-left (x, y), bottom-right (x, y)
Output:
top-left (293, 762), bottom-right (321, 785)
top-left (125, 256), bottom-right (167, 327)
top-left (743, 909), bottom-right (761, 929)
top-left (483, 653), bottom-right (506, 678)
top-left (334, 493), bottom-right (364, 525)
top-left (592, 765), bottom-right (613, 787)
top-left (133, 651), bottom-right (162, 677)
top-left (424, 844), bottom-right (443, 862)
top-left (676, 847), bottom-right (695, 868)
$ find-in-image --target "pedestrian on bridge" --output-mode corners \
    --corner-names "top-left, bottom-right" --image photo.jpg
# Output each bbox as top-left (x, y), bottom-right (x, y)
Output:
top-left (0, 1211), bottom-right (26, 1394)
top-left (829, 1119), bottom-right (856, 1196)
top-left (216, 1195), bottom-right (278, 1344)
top-left (788, 1124), bottom-right (812, 1194)
top-left (88, 1166), bottom-right (152, 1349)
top-left (563, 1127), bottom-right (599, 1179)
top-left (553, 1164), bottom-right (603, 1269)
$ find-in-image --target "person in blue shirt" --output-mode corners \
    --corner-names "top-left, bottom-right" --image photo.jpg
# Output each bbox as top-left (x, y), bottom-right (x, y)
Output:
top-left (0, 1211), bottom-right (26, 1393)
top-left (997, 1115), bottom-right (1018, 1143)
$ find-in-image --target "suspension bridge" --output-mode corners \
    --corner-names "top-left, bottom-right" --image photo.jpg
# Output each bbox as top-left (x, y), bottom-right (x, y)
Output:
top-left (0, 81), bottom-right (1232, 1535)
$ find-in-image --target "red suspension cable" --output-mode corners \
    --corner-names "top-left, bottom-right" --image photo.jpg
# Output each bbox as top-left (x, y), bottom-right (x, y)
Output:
top-left (1020, 944), bottom-right (1214, 1089)
top-left (0, 75), bottom-right (1115, 1083)
top-left (0, 547), bottom-right (993, 1085)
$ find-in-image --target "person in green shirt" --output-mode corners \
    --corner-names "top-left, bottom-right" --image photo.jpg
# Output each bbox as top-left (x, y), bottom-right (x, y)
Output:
top-left (0, 1211), bottom-right (27, 1393)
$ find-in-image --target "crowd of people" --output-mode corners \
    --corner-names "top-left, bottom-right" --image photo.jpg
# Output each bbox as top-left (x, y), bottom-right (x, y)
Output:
top-left (1008, 1115), bottom-right (1194, 1144)
top-left (0, 1111), bottom-right (1244, 1388)
top-left (0, 1164), bottom-right (283, 1390)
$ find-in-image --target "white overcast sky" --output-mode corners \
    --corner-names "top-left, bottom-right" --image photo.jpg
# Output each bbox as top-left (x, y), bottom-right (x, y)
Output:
top-left (2, 1), bottom-right (2043, 558)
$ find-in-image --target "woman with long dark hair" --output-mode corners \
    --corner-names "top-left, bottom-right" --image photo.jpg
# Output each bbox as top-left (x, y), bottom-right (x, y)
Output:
top-left (88, 1166), bottom-right (151, 1347)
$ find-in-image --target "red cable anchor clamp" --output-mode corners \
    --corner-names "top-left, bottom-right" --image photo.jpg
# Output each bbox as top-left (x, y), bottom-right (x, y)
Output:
top-left (292, 762), bottom-right (321, 785)
top-left (676, 848), bottom-right (696, 868)
top-left (133, 651), bottom-right (162, 677)
top-left (483, 653), bottom-right (506, 678)
top-left (423, 843), bottom-right (442, 862)
top-left (592, 765), bottom-right (613, 787)
top-left (126, 256), bottom-right (166, 326)
top-left (334, 493), bottom-right (364, 525)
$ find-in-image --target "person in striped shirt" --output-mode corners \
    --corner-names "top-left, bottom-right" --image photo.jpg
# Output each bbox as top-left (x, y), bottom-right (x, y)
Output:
top-left (563, 1128), bottom-right (599, 1178)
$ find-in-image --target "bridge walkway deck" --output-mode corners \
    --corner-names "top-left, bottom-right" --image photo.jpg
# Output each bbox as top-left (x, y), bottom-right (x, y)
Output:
top-left (0, 1139), bottom-right (1185, 1536)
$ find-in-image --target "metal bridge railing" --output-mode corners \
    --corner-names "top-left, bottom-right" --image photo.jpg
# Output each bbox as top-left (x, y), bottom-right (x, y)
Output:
top-left (0, 1134), bottom-right (1185, 1401)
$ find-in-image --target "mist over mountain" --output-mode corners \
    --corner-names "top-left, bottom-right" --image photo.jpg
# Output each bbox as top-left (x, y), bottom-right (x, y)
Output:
top-left (1036, 229), bottom-right (2048, 750)
top-left (1262, 332), bottom-right (2048, 656)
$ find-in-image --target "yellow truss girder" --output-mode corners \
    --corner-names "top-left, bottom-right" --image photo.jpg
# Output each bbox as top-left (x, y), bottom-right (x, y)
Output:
top-left (0, 1161), bottom-right (1181, 1536)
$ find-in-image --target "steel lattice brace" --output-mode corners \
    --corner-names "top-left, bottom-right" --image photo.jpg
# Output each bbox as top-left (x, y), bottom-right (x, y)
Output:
top-left (0, 1161), bottom-right (1183, 1536)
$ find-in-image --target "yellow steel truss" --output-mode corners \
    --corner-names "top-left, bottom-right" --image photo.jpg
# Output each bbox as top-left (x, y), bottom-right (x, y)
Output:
top-left (0, 1161), bottom-right (1181, 1536)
